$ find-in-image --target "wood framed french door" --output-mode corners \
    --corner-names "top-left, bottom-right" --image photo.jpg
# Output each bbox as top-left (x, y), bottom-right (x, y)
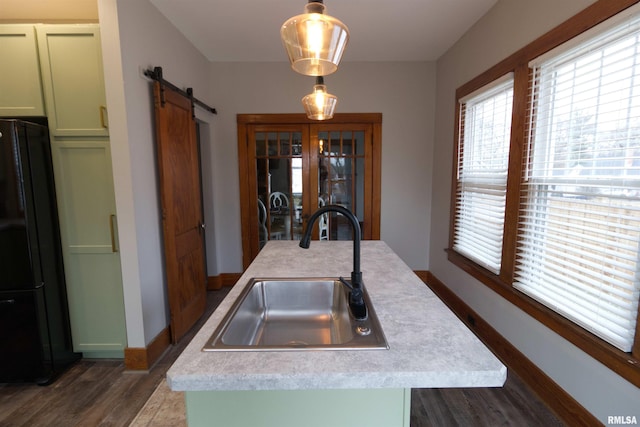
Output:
top-left (237, 114), bottom-right (381, 269)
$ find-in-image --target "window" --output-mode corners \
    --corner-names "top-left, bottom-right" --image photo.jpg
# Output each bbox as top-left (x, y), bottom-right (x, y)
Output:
top-left (517, 15), bottom-right (640, 352)
top-left (454, 76), bottom-right (514, 274)
top-left (449, 1), bottom-right (640, 386)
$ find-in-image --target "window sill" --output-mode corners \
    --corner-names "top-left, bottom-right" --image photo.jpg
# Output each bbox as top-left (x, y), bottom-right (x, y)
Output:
top-left (446, 248), bottom-right (640, 388)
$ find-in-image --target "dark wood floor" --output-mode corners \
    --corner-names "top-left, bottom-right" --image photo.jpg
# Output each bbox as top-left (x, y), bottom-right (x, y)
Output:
top-left (410, 376), bottom-right (564, 426)
top-left (0, 288), bottom-right (564, 427)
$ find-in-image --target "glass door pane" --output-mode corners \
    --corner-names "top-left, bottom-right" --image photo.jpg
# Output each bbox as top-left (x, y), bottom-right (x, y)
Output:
top-left (255, 131), bottom-right (304, 249)
top-left (318, 130), bottom-right (366, 240)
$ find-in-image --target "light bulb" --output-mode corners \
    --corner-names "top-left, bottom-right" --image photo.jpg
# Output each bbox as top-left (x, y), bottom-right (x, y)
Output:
top-left (305, 16), bottom-right (324, 57)
top-left (315, 89), bottom-right (326, 109)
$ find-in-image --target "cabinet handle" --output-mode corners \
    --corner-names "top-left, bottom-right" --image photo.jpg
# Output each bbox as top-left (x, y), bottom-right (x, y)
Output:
top-left (110, 214), bottom-right (118, 253)
top-left (100, 105), bottom-right (109, 129)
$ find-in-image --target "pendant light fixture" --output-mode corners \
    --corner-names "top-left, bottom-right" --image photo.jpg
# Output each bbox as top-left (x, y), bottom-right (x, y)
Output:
top-left (302, 76), bottom-right (337, 120)
top-left (281, 1), bottom-right (349, 76)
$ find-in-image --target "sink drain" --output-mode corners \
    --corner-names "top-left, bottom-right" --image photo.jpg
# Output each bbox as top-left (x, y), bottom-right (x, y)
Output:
top-left (355, 325), bottom-right (371, 336)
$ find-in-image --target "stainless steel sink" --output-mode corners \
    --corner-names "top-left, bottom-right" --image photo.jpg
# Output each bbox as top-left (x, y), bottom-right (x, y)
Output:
top-left (203, 278), bottom-right (388, 351)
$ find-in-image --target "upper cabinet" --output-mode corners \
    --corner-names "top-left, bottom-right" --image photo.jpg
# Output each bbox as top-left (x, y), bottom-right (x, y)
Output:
top-left (0, 24), bottom-right (108, 133)
top-left (36, 25), bottom-right (108, 136)
top-left (0, 25), bottom-right (45, 116)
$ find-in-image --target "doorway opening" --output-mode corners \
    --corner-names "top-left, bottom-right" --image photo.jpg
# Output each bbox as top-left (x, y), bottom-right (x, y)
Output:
top-left (237, 113), bottom-right (382, 268)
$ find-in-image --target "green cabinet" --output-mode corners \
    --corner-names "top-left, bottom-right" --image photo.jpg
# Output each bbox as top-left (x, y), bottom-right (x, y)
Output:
top-left (36, 25), bottom-right (109, 137)
top-left (0, 23), bottom-right (127, 357)
top-left (0, 25), bottom-right (45, 116)
top-left (50, 140), bottom-right (126, 357)
top-left (185, 389), bottom-right (411, 427)
top-left (37, 25), bottom-right (126, 357)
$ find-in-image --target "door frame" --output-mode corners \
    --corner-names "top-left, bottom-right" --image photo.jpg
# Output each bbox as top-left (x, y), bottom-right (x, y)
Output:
top-left (237, 113), bottom-right (382, 269)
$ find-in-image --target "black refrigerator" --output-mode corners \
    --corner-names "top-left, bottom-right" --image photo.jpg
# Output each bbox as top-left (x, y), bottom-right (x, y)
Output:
top-left (0, 119), bottom-right (79, 384)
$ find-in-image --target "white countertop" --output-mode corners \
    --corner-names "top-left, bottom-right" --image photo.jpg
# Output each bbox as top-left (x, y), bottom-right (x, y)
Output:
top-left (167, 240), bottom-right (506, 391)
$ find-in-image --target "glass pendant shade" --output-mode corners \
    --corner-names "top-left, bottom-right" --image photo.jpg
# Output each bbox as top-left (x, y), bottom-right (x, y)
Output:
top-left (302, 78), bottom-right (337, 120)
top-left (281, 2), bottom-right (349, 76)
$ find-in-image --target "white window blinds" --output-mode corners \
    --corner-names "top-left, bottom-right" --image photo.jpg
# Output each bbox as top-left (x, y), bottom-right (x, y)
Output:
top-left (517, 12), bottom-right (640, 351)
top-left (454, 76), bottom-right (514, 274)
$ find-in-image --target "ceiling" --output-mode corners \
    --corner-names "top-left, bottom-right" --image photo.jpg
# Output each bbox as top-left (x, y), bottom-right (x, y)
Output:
top-left (3, 0), bottom-right (498, 63)
top-left (149, 0), bottom-right (498, 62)
top-left (1, 0), bottom-right (98, 22)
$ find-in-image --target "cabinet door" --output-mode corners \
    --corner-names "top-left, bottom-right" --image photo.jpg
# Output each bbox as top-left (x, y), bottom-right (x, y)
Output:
top-left (51, 140), bottom-right (126, 356)
top-left (0, 25), bottom-right (45, 116)
top-left (36, 25), bottom-right (108, 137)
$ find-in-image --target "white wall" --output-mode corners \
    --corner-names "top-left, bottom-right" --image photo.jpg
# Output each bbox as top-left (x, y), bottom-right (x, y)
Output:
top-left (208, 61), bottom-right (435, 273)
top-left (431, 0), bottom-right (640, 422)
top-left (98, 0), bottom-right (215, 346)
top-left (99, 0), bottom-right (434, 346)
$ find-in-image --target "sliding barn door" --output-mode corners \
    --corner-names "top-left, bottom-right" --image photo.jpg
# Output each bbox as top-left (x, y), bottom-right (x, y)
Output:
top-left (153, 82), bottom-right (206, 343)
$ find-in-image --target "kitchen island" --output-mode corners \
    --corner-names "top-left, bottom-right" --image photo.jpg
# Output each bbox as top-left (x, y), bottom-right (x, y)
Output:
top-left (167, 240), bottom-right (506, 427)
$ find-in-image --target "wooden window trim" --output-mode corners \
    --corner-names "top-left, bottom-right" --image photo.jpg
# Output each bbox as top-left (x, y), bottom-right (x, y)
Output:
top-left (448, 0), bottom-right (640, 387)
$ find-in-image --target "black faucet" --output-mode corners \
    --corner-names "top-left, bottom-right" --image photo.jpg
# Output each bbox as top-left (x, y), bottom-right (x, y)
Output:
top-left (299, 205), bottom-right (367, 320)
